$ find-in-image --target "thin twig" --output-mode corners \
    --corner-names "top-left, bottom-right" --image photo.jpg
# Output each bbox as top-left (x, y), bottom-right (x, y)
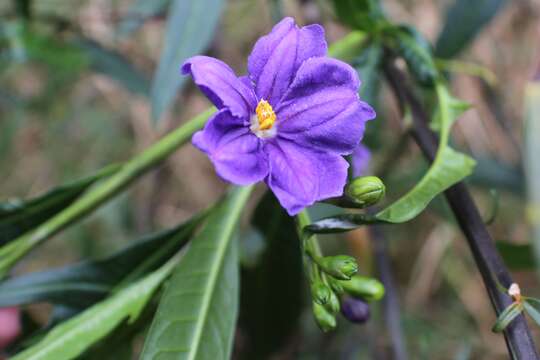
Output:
top-left (383, 60), bottom-right (539, 359)
top-left (370, 225), bottom-right (408, 360)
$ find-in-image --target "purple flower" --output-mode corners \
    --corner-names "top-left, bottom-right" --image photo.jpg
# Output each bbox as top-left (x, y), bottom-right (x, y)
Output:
top-left (352, 143), bottom-right (371, 178)
top-left (183, 17), bottom-right (375, 215)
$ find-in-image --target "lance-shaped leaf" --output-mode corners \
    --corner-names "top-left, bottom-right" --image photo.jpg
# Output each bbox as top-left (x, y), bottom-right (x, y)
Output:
top-left (435, 0), bottom-right (507, 59)
top-left (492, 302), bottom-right (523, 333)
top-left (239, 192), bottom-right (303, 359)
top-left (523, 301), bottom-right (540, 328)
top-left (73, 38), bottom-right (151, 96)
top-left (0, 164), bottom-right (119, 246)
top-left (151, 0), bottom-right (224, 122)
top-left (307, 84), bottom-right (476, 233)
top-left (0, 212), bottom-right (204, 308)
top-left (10, 254), bottom-right (180, 360)
top-left (117, 0), bottom-right (171, 36)
top-left (393, 25), bottom-right (438, 85)
top-left (141, 186), bottom-right (252, 360)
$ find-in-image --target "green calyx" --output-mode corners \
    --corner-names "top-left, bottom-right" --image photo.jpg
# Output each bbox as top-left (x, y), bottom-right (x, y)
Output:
top-left (346, 176), bottom-right (385, 207)
top-left (318, 255), bottom-right (359, 280)
top-left (324, 289), bottom-right (341, 314)
top-left (336, 275), bottom-right (385, 301)
top-left (311, 282), bottom-right (332, 305)
top-left (312, 301), bottom-right (337, 332)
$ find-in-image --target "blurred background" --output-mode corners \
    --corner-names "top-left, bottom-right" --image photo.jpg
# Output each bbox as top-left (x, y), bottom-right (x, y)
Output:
top-left (0, 0), bottom-right (539, 359)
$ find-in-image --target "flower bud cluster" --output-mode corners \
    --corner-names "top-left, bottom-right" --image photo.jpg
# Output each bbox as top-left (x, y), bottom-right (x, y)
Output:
top-left (309, 251), bottom-right (385, 331)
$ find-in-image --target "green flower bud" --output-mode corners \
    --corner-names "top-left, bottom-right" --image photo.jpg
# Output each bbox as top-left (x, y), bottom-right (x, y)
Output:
top-left (324, 289), bottom-right (341, 314)
top-left (337, 275), bottom-right (385, 301)
top-left (318, 255), bottom-right (358, 280)
top-left (313, 301), bottom-right (337, 332)
top-left (311, 282), bottom-right (332, 305)
top-left (328, 278), bottom-right (344, 295)
top-left (346, 176), bottom-right (385, 207)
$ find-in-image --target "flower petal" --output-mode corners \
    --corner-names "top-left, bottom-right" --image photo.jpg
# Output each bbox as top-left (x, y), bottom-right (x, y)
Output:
top-left (182, 56), bottom-right (257, 117)
top-left (265, 139), bottom-right (349, 215)
top-left (352, 143), bottom-right (371, 178)
top-left (193, 110), bottom-right (268, 185)
top-left (276, 57), bottom-right (375, 155)
top-left (248, 17), bottom-right (327, 106)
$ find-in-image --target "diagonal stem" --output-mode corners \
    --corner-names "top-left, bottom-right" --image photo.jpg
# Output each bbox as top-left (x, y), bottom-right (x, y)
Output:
top-left (370, 225), bottom-right (408, 360)
top-left (0, 108), bottom-right (215, 278)
top-left (383, 61), bottom-right (539, 359)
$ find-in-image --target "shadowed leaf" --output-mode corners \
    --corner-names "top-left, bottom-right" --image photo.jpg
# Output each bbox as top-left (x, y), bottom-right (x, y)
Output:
top-left (0, 213), bottom-right (204, 307)
top-left (435, 0), bottom-right (507, 59)
top-left (151, 0), bottom-right (224, 122)
top-left (239, 192), bottom-right (303, 359)
top-left (10, 255), bottom-right (180, 360)
top-left (0, 164), bottom-right (119, 246)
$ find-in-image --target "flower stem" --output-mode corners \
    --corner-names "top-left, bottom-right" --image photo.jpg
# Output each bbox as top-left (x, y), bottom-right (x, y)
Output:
top-left (0, 108), bottom-right (215, 279)
top-left (383, 61), bottom-right (539, 359)
top-left (297, 210), bottom-right (327, 284)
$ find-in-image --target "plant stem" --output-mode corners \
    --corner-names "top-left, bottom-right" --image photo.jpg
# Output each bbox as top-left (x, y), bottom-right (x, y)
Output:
top-left (0, 108), bottom-right (215, 278)
top-left (370, 225), bottom-right (408, 360)
top-left (383, 61), bottom-right (539, 359)
top-left (296, 210), bottom-right (325, 283)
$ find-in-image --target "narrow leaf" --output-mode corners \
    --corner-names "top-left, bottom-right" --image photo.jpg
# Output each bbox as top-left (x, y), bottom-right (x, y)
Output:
top-left (0, 213), bottom-right (204, 308)
top-left (141, 186), bottom-right (252, 360)
top-left (332, 0), bottom-right (386, 31)
top-left (0, 164), bottom-right (119, 246)
top-left (523, 301), bottom-right (540, 327)
top-left (435, 0), bottom-right (507, 59)
top-left (239, 192), bottom-right (303, 359)
top-left (151, 0), bottom-right (224, 121)
top-left (10, 255), bottom-right (180, 360)
top-left (73, 38), bottom-right (151, 96)
top-left (393, 25), bottom-right (438, 85)
top-left (117, 0), bottom-right (171, 36)
top-left (492, 302), bottom-right (523, 333)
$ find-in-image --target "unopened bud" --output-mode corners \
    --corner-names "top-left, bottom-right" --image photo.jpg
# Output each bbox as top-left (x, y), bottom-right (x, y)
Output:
top-left (328, 278), bottom-right (344, 294)
top-left (341, 296), bottom-right (370, 324)
top-left (346, 176), bottom-right (385, 207)
top-left (313, 302), bottom-right (337, 332)
top-left (318, 255), bottom-right (358, 280)
top-left (311, 282), bottom-right (332, 305)
top-left (324, 289), bottom-right (341, 314)
top-left (508, 283), bottom-right (521, 302)
top-left (337, 275), bottom-right (385, 301)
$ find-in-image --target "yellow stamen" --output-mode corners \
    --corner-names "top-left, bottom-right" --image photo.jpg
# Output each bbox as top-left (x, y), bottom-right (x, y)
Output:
top-left (256, 99), bottom-right (276, 130)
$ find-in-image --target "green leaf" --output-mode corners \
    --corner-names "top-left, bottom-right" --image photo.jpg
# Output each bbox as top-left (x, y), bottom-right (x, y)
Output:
top-left (141, 186), bottom-right (252, 360)
top-left (392, 25), bottom-right (438, 85)
top-left (492, 302), bottom-right (523, 333)
top-left (10, 254), bottom-right (180, 360)
top-left (496, 242), bottom-right (536, 271)
top-left (73, 38), bottom-right (151, 96)
top-left (435, 0), bottom-right (507, 59)
top-left (307, 84), bottom-right (476, 233)
top-left (117, 0), bottom-right (171, 36)
top-left (0, 164), bottom-right (119, 246)
top-left (332, 0), bottom-right (386, 31)
top-left (0, 212), bottom-right (203, 308)
top-left (239, 192), bottom-right (303, 359)
top-left (356, 42), bottom-right (382, 106)
top-left (151, 0), bottom-right (224, 122)
top-left (523, 301), bottom-right (540, 328)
